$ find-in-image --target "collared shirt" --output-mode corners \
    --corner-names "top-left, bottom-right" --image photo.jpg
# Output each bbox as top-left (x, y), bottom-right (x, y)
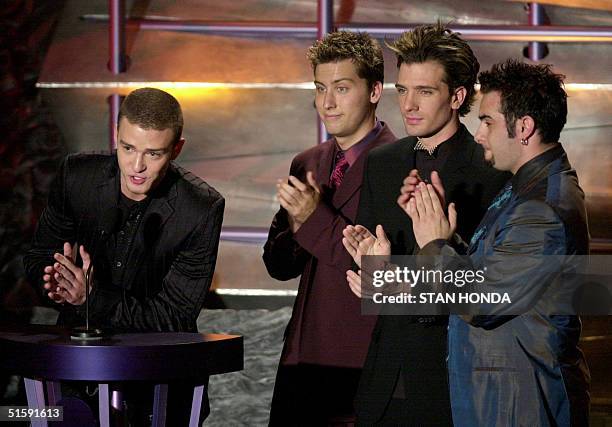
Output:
top-left (110, 193), bottom-right (149, 286)
top-left (331, 120), bottom-right (384, 172)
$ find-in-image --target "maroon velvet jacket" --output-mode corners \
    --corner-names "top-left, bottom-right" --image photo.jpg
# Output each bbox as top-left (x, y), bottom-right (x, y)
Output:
top-left (263, 123), bottom-right (396, 368)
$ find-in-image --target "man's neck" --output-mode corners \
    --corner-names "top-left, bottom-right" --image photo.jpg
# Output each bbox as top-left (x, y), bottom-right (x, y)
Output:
top-left (417, 117), bottom-right (460, 150)
top-left (335, 114), bottom-right (377, 151)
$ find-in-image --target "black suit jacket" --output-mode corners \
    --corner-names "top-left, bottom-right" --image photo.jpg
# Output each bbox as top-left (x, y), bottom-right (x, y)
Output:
top-left (24, 153), bottom-right (225, 332)
top-left (354, 125), bottom-right (510, 425)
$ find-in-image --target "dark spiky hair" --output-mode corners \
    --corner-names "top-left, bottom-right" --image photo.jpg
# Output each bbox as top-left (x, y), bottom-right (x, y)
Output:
top-left (479, 59), bottom-right (567, 143)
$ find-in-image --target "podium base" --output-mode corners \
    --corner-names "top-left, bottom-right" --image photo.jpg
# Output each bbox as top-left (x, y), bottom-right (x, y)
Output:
top-left (70, 327), bottom-right (105, 340)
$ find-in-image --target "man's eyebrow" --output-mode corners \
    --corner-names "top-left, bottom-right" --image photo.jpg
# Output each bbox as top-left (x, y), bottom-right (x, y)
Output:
top-left (331, 78), bottom-right (354, 84)
top-left (478, 114), bottom-right (493, 121)
top-left (118, 141), bottom-right (166, 153)
top-left (315, 78), bottom-right (355, 86)
top-left (394, 84), bottom-right (438, 90)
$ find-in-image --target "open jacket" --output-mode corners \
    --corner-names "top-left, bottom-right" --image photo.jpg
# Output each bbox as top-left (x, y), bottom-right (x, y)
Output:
top-left (422, 144), bottom-right (590, 426)
top-left (24, 153), bottom-right (224, 332)
top-left (263, 123), bottom-right (396, 368)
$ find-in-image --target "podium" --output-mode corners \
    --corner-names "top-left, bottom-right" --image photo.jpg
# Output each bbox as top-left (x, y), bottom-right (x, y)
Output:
top-left (0, 324), bottom-right (243, 427)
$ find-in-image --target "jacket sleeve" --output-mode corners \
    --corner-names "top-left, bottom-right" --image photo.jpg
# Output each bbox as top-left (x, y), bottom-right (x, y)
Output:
top-left (264, 152), bottom-right (361, 276)
top-left (23, 156), bottom-right (76, 297)
top-left (420, 199), bottom-right (568, 330)
top-left (262, 206), bottom-right (310, 281)
top-left (292, 195), bottom-right (355, 274)
top-left (262, 157), bottom-right (310, 280)
top-left (88, 196), bottom-right (225, 332)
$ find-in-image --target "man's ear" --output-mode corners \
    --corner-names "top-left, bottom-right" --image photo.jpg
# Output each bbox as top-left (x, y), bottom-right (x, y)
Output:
top-left (517, 115), bottom-right (536, 142)
top-left (172, 138), bottom-right (185, 160)
top-left (450, 86), bottom-right (467, 111)
top-left (370, 81), bottom-right (383, 104)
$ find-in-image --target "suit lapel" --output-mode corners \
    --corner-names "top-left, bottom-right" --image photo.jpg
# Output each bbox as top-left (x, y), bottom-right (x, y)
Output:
top-left (333, 126), bottom-right (403, 209)
top-left (96, 160), bottom-right (120, 218)
top-left (439, 131), bottom-right (474, 178)
top-left (401, 138), bottom-right (417, 179)
top-left (332, 152), bottom-right (365, 208)
top-left (316, 141), bottom-right (335, 193)
top-left (392, 137), bottom-right (418, 187)
top-left (93, 159), bottom-right (120, 245)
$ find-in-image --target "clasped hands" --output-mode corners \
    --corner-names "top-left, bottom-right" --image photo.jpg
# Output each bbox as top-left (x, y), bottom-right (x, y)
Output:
top-left (277, 171), bottom-right (321, 233)
top-left (398, 170), bottom-right (457, 248)
top-left (342, 169), bottom-right (457, 298)
top-left (43, 242), bottom-right (92, 306)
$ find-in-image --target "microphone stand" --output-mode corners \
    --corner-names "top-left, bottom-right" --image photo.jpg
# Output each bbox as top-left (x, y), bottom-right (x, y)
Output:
top-left (70, 236), bottom-right (106, 340)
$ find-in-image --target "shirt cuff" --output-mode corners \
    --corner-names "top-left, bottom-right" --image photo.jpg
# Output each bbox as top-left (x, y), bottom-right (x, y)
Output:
top-left (418, 239), bottom-right (448, 255)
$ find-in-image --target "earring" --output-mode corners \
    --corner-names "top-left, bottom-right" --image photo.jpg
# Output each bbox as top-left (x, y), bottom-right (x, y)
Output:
top-left (521, 138), bottom-right (529, 146)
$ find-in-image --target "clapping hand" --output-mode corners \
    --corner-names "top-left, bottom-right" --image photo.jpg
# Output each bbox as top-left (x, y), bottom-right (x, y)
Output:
top-left (277, 171), bottom-right (321, 233)
top-left (342, 225), bottom-right (391, 298)
top-left (405, 183), bottom-right (457, 248)
top-left (43, 242), bottom-right (92, 305)
top-left (397, 169), bottom-right (446, 213)
top-left (342, 224), bottom-right (391, 268)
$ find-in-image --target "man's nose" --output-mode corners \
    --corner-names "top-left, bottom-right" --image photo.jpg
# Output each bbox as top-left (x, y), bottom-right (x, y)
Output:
top-left (474, 123), bottom-right (486, 145)
top-left (402, 92), bottom-right (417, 112)
top-left (133, 153), bottom-right (146, 172)
top-left (324, 91), bottom-right (336, 109)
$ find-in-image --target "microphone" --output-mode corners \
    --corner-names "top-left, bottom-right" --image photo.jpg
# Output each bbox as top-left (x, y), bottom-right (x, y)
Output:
top-left (70, 207), bottom-right (120, 340)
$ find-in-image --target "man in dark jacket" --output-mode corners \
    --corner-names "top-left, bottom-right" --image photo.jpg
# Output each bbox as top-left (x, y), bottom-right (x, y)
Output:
top-left (24, 87), bottom-right (224, 424)
top-left (343, 24), bottom-right (509, 425)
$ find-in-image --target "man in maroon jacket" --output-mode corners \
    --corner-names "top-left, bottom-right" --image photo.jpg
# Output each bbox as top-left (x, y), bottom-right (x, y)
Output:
top-left (263, 31), bottom-right (396, 425)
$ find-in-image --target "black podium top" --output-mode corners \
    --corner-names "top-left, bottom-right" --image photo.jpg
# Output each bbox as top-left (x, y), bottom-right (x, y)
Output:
top-left (0, 324), bottom-right (243, 382)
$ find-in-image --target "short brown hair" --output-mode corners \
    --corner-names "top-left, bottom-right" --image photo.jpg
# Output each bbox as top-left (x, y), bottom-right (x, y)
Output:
top-left (118, 87), bottom-right (183, 144)
top-left (307, 31), bottom-right (384, 88)
top-left (387, 23), bottom-right (479, 116)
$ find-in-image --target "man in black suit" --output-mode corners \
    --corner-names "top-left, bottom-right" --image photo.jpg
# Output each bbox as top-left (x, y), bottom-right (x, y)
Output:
top-left (342, 24), bottom-right (510, 425)
top-left (24, 87), bottom-right (224, 423)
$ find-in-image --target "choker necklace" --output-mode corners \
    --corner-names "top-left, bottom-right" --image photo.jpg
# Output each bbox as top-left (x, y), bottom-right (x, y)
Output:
top-left (414, 137), bottom-right (440, 156)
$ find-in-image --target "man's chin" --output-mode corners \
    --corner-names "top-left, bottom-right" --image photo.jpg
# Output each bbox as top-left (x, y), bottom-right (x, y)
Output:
top-left (404, 123), bottom-right (436, 139)
top-left (125, 185), bottom-right (148, 200)
top-left (323, 125), bottom-right (342, 136)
